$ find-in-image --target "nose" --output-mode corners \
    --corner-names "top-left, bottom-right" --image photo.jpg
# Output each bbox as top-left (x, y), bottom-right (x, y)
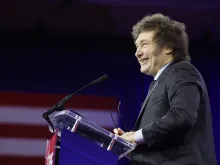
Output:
top-left (135, 49), bottom-right (143, 58)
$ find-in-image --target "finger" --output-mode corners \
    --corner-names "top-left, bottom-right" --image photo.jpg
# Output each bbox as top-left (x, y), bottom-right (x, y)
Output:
top-left (113, 128), bottom-right (119, 135)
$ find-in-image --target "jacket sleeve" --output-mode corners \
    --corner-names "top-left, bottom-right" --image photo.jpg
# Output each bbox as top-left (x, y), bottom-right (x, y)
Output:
top-left (141, 63), bottom-right (203, 148)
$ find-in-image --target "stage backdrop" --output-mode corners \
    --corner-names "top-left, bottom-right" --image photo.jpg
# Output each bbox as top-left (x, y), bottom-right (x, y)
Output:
top-left (0, 47), bottom-right (219, 165)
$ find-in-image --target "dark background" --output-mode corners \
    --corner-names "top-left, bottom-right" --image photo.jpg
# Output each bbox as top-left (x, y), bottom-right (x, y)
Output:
top-left (0, 0), bottom-right (220, 164)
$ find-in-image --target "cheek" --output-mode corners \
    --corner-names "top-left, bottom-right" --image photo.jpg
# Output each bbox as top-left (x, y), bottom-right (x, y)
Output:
top-left (149, 49), bottom-right (158, 61)
top-left (150, 56), bottom-right (157, 63)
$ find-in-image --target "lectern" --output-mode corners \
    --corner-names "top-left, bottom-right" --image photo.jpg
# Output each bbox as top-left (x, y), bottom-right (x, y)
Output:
top-left (45, 109), bottom-right (136, 165)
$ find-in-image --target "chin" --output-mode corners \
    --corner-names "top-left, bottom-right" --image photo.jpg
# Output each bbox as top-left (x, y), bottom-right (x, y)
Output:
top-left (140, 67), bottom-right (150, 75)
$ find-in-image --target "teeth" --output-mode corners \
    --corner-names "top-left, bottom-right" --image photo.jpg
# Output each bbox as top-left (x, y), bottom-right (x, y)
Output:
top-left (141, 59), bottom-right (147, 63)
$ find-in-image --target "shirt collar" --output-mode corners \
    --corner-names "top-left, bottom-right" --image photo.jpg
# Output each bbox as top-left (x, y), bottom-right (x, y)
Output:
top-left (154, 62), bottom-right (172, 80)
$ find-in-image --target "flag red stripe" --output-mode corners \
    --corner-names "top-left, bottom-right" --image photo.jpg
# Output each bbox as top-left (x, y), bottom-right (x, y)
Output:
top-left (0, 124), bottom-right (114, 139)
top-left (0, 92), bottom-right (118, 110)
top-left (0, 124), bottom-right (53, 139)
top-left (0, 156), bottom-right (44, 165)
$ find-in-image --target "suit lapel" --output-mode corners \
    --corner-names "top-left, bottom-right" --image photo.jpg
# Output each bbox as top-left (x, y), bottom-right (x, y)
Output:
top-left (133, 80), bottom-right (158, 129)
top-left (133, 61), bottom-right (177, 130)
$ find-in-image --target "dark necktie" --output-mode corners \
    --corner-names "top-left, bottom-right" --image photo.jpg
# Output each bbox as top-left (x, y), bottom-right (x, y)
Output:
top-left (147, 80), bottom-right (157, 95)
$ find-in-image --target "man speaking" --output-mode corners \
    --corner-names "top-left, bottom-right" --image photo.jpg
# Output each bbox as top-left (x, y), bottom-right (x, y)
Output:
top-left (114, 13), bottom-right (217, 165)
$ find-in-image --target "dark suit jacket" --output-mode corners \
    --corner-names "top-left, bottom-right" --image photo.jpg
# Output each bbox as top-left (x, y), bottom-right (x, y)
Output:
top-left (131, 61), bottom-right (217, 165)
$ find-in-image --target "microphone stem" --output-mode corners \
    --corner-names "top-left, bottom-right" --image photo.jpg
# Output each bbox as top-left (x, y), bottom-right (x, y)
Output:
top-left (42, 74), bottom-right (109, 133)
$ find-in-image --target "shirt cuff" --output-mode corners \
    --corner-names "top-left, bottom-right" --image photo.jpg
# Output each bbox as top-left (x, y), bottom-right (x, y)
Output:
top-left (134, 129), bottom-right (145, 144)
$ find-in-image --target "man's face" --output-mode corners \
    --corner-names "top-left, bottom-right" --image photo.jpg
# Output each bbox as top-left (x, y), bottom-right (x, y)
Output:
top-left (135, 31), bottom-right (172, 76)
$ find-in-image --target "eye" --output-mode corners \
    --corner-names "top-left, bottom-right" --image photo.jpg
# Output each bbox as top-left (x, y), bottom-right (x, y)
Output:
top-left (142, 42), bottom-right (148, 47)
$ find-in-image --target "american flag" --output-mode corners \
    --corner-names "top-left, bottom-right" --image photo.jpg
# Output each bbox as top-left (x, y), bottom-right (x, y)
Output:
top-left (0, 92), bottom-right (119, 165)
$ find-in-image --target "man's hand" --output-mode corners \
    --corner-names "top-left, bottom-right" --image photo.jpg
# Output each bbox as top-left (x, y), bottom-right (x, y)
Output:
top-left (113, 128), bottom-right (136, 144)
top-left (121, 132), bottom-right (136, 143)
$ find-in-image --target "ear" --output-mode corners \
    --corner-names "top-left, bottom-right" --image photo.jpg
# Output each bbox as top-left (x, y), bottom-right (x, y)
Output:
top-left (164, 46), bottom-right (172, 55)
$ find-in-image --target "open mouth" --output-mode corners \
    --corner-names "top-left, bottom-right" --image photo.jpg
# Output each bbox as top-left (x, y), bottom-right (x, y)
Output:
top-left (140, 58), bottom-right (149, 64)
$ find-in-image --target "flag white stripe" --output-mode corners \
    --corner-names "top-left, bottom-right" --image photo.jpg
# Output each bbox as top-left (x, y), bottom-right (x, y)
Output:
top-left (0, 106), bottom-right (119, 128)
top-left (0, 138), bottom-right (47, 156)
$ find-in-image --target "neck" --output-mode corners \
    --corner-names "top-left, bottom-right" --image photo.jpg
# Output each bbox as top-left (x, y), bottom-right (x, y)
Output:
top-left (153, 59), bottom-right (173, 77)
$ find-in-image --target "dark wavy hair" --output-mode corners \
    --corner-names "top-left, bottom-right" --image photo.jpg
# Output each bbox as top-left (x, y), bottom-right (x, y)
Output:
top-left (132, 13), bottom-right (190, 62)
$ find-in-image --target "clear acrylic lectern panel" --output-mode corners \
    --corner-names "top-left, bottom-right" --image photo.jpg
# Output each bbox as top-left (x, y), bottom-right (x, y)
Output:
top-left (50, 109), bottom-right (136, 159)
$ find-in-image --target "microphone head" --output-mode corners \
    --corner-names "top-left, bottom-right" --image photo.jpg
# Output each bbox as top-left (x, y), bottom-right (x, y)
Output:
top-left (100, 74), bottom-right (109, 81)
top-left (90, 74), bottom-right (109, 85)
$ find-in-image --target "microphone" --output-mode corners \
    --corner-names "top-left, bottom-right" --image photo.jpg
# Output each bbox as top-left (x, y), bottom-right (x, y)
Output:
top-left (89, 74), bottom-right (108, 85)
top-left (42, 74), bottom-right (109, 132)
